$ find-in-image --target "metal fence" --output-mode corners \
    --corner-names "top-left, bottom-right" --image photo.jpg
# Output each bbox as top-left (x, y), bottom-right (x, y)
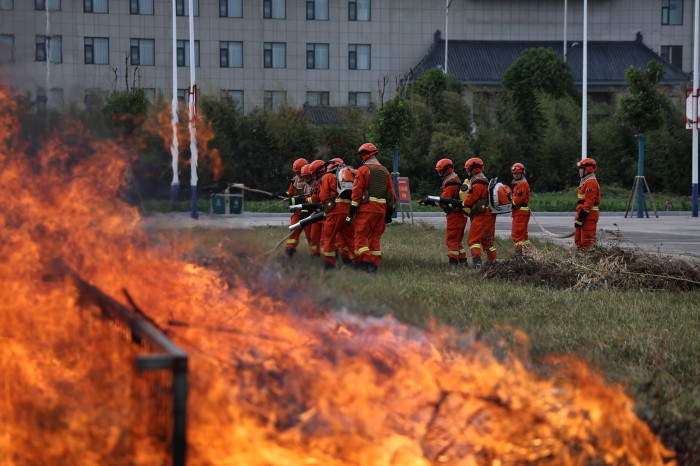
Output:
top-left (68, 269), bottom-right (188, 466)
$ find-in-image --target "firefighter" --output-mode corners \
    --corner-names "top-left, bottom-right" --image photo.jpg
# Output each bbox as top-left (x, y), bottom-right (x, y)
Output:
top-left (461, 157), bottom-right (497, 269)
top-left (575, 158), bottom-right (601, 251)
top-left (281, 158), bottom-right (309, 257)
top-left (345, 143), bottom-right (396, 273)
top-left (427, 158), bottom-right (469, 265)
top-left (318, 158), bottom-right (355, 270)
top-left (306, 159), bottom-right (327, 257)
top-left (510, 162), bottom-right (531, 254)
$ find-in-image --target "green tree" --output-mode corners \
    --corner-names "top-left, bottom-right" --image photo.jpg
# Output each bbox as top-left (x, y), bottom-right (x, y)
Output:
top-left (412, 68), bottom-right (463, 123)
top-left (502, 48), bottom-right (577, 133)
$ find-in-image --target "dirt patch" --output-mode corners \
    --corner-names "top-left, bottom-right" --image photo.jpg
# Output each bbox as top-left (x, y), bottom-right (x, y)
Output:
top-left (482, 245), bottom-right (700, 291)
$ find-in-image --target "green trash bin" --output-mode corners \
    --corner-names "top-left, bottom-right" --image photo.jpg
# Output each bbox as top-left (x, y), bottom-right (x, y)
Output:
top-left (212, 194), bottom-right (226, 214)
top-left (230, 194), bottom-right (243, 214)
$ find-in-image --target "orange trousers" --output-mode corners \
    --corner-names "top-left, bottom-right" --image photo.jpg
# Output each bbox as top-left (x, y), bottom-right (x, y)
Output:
top-left (321, 211), bottom-right (355, 267)
top-left (309, 221), bottom-right (323, 256)
top-left (468, 213), bottom-right (497, 261)
top-left (445, 213), bottom-right (468, 260)
top-left (511, 209), bottom-right (531, 252)
top-left (353, 211), bottom-right (386, 266)
top-left (575, 211), bottom-right (599, 251)
top-left (286, 211), bottom-right (311, 252)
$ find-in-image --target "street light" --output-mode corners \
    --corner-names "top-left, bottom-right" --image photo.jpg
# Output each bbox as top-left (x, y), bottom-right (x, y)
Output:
top-left (444, 0), bottom-right (452, 74)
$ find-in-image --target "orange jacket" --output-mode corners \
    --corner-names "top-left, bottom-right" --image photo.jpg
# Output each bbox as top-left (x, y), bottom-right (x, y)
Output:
top-left (441, 172), bottom-right (463, 215)
top-left (286, 174), bottom-right (306, 197)
top-left (351, 161), bottom-right (395, 214)
top-left (462, 174), bottom-right (491, 216)
top-left (511, 178), bottom-right (530, 209)
top-left (576, 175), bottom-right (601, 215)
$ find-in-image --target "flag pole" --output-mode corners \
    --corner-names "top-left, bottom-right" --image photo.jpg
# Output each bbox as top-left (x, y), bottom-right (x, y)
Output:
top-left (188, 0), bottom-right (198, 219)
top-left (170, 0), bottom-right (179, 203)
top-left (581, 0), bottom-right (588, 160)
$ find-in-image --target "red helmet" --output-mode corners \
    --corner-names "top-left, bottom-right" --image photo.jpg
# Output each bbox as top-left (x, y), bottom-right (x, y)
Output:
top-left (309, 159), bottom-right (326, 176)
top-left (577, 157), bottom-right (597, 173)
top-left (300, 163), bottom-right (312, 177)
top-left (293, 158), bottom-right (308, 173)
top-left (465, 157), bottom-right (484, 174)
top-left (435, 158), bottom-right (454, 176)
top-left (511, 162), bottom-right (525, 174)
top-left (326, 157), bottom-right (344, 172)
top-left (357, 142), bottom-right (378, 161)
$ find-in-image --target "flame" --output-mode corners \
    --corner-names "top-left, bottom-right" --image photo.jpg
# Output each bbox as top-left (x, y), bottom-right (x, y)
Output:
top-left (0, 83), bottom-right (675, 465)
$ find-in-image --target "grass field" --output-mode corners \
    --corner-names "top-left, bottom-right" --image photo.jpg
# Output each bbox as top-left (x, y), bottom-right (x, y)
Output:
top-left (142, 185), bottom-right (693, 214)
top-left (159, 222), bottom-right (700, 462)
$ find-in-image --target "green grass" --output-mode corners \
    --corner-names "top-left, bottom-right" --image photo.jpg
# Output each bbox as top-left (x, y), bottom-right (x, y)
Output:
top-left (164, 222), bottom-right (699, 457)
top-left (138, 186), bottom-right (694, 214)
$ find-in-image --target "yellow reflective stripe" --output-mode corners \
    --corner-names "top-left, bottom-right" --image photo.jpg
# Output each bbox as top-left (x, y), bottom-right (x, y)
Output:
top-left (577, 194), bottom-right (586, 199)
top-left (518, 206), bottom-right (530, 210)
top-left (369, 197), bottom-right (386, 203)
top-left (286, 239), bottom-right (298, 244)
top-left (447, 250), bottom-right (462, 255)
top-left (591, 206), bottom-right (599, 210)
top-left (459, 248), bottom-right (466, 254)
top-left (351, 201), bottom-right (359, 207)
top-left (323, 251), bottom-right (337, 257)
top-left (370, 251), bottom-right (382, 256)
top-left (356, 246), bottom-right (370, 254)
top-left (488, 246), bottom-right (497, 252)
top-left (336, 198), bottom-right (351, 203)
top-left (470, 243), bottom-right (482, 249)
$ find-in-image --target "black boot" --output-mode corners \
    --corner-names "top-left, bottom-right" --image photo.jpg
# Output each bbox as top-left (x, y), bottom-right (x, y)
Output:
top-left (365, 263), bottom-right (378, 273)
top-left (342, 257), bottom-right (353, 265)
top-left (285, 248), bottom-right (295, 258)
top-left (449, 258), bottom-right (459, 266)
top-left (459, 258), bottom-right (469, 265)
top-left (472, 257), bottom-right (482, 269)
top-left (323, 262), bottom-right (335, 272)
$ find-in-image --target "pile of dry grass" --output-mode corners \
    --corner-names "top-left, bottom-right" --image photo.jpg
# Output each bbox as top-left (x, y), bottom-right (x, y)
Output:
top-left (482, 244), bottom-right (700, 291)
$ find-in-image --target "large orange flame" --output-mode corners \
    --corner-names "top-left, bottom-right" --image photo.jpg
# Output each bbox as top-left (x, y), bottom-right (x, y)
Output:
top-left (0, 84), bottom-right (674, 465)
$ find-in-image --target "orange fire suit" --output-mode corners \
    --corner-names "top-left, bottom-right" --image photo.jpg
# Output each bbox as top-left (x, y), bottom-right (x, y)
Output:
top-left (575, 174), bottom-right (601, 251)
top-left (440, 172), bottom-right (468, 262)
top-left (462, 174), bottom-right (497, 261)
top-left (318, 171), bottom-right (355, 268)
top-left (349, 157), bottom-right (395, 268)
top-left (285, 175), bottom-right (311, 253)
top-left (306, 178), bottom-right (323, 256)
top-left (511, 177), bottom-right (531, 253)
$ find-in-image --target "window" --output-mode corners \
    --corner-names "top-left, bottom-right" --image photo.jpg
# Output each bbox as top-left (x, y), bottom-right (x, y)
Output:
top-left (662, 0), bottom-right (683, 25)
top-left (36, 0), bottom-right (60, 10)
top-left (220, 41), bottom-right (243, 68)
top-left (307, 91), bottom-right (329, 106)
top-left (141, 88), bottom-right (156, 102)
top-left (130, 0), bottom-right (153, 15)
top-left (306, 0), bottom-right (328, 20)
top-left (661, 45), bottom-right (683, 69)
top-left (130, 38), bottom-right (154, 65)
top-left (38, 87), bottom-right (63, 111)
top-left (264, 42), bottom-right (286, 68)
top-left (348, 44), bottom-right (370, 70)
top-left (263, 0), bottom-right (284, 19)
top-left (176, 40), bottom-right (200, 67)
top-left (220, 0), bottom-right (241, 17)
top-left (84, 37), bottom-right (109, 64)
top-left (176, 0), bottom-right (199, 16)
top-left (306, 43), bottom-right (329, 69)
top-left (349, 0), bottom-right (369, 21)
top-left (84, 0), bottom-right (108, 13)
top-left (0, 34), bottom-right (14, 64)
top-left (177, 88), bottom-right (188, 103)
top-left (36, 35), bottom-right (62, 63)
top-left (264, 90), bottom-right (286, 111)
top-left (349, 91), bottom-right (370, 107)
top-left (221, 89), bottom-right (244, 112)
top-left (0, 0), bottom-right (14, 10)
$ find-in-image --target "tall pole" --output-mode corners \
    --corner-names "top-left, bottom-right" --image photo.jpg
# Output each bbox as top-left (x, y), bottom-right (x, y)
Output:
top-left (444, 0), bottom-right (452, 73)
top-left (581, 0), bottom-right (588, 159)
top-left (188, 0), bottom-right (198, 219)
top-left (170, 0), bottom-right (179, 203)
top-left (693, 0), bottom-right (699, 217)
top-left (563, 0), bottom-right (568, 61)
top-left (636, 134), bottom-right (646, 218)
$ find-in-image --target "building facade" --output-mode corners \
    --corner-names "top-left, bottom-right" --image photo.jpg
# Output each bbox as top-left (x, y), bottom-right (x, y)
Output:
top-left (0, 0), bottom-right (693, 112)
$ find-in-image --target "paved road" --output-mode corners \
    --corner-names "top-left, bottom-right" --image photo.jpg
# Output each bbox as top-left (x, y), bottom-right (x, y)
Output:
top-left (144, 211), bottom-right (700, 258)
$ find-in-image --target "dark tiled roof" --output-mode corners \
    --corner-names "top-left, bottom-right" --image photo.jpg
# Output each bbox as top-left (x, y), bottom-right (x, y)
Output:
top-left (407, 38), bottom-right (689, 87)
top-left (302, 105), bottom-right (372, 127)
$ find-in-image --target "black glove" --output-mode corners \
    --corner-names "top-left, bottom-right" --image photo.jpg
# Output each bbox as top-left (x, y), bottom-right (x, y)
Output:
top-left (384, 206), bottom-right (395, 224)
top-left (272, 191), bottom-right (287, 199)
top-left (345, 204), bottom-right (358, 225)
top-left (575, 209), bottom-right (589, 224)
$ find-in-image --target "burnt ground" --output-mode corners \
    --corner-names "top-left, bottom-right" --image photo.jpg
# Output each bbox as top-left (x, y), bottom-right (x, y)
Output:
top-left (481, 245), bottom-right (700, 292)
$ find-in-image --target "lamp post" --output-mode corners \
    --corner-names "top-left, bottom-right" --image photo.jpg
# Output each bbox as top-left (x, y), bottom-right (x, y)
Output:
top-left (563, 0), bottom-right (568, 62)
top-left (693, 0), bottom-right (699, 217)
top-left (188, 0), bottom-right (198, 219)
top-left (581, 0), bottom-right (588, 160)
top-left (444, 0), bottom-right (452, 73)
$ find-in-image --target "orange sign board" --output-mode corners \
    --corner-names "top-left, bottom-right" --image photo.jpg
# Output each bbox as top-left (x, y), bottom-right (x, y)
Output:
top-left (397, 177), bottom-right (411, 204)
